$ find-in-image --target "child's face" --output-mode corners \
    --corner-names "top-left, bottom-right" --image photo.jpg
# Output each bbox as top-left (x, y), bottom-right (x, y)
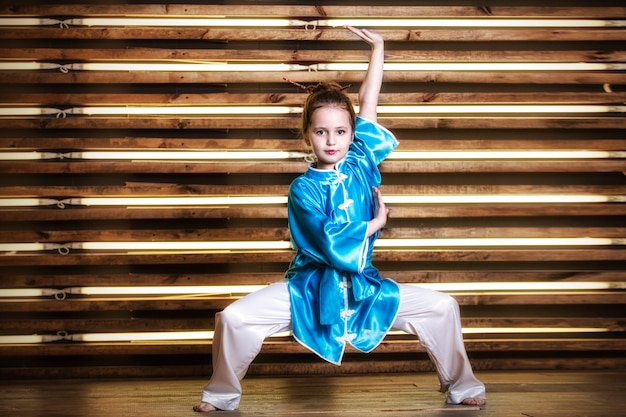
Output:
top-left (306, 105), bottom-right (354, 170)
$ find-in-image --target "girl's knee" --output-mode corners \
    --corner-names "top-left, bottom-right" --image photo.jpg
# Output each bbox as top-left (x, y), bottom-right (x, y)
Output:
top-left (435, 292), bottom-right (461, 315)
top-left (216, 304), bottom-right (247, 329)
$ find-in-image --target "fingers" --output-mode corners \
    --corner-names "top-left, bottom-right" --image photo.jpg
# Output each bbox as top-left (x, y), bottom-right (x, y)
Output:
top-left (344, 25), bottom-right (382, 45)
top-left (372, 186), bottom-right (388, 214)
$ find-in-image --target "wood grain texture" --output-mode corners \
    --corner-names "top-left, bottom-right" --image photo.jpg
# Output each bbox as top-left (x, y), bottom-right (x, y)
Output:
top-left (0, 1), bottom-right (624, 379)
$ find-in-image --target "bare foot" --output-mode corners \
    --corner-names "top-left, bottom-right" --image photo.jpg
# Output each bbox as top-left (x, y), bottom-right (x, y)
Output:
top-left (462, 397), bottom-right (486, 406)
top-left (193, 402), bottom-right (218, 413)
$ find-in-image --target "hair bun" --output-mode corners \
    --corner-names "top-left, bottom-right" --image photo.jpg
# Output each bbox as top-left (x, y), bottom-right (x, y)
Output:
top-left (284, 78), bottom-right (351, 94)
top-left (310, 81), bottom-right (350, 93)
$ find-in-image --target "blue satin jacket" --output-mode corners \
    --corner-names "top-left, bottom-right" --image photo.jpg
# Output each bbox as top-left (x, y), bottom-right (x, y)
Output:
top-left (285, 117), bottom-right (401, 365)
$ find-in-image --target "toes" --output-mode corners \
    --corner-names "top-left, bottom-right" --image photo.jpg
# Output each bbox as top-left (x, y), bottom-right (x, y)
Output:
top-left (193, 402), bottom-right (218, 413)
top-left (462, 397), bottom-right (486, 406)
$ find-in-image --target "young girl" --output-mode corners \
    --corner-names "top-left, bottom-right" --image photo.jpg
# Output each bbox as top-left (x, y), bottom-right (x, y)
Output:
top-left (193, 26), bottom-right (486, 413)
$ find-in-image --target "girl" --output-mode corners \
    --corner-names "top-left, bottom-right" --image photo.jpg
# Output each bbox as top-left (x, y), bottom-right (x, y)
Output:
top-left (193, 26), bottom-right (486, 413)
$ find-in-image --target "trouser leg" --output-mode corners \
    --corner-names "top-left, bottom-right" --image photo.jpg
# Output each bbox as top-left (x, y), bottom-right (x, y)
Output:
top-left (392, 284), bottom-right (486, 404)
top-left (200, 282), bottom-right (292, 410)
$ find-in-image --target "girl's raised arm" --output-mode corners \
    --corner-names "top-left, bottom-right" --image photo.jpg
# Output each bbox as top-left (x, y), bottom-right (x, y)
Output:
top-left (345, 26), bottom-right (385, 123)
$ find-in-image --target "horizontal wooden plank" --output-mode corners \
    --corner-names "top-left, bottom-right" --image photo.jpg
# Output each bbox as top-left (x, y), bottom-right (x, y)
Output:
top-left (1, 159), bottom-right (624, 174)
top-left (2, 227), bottom-right (624, 242)
top-left (2, 48), bottom-right (625, 63)
top-left (3, 92), bottom-right (625, 106)
top-left (2, 117), bottom-right (624, 131)
top-left (1, 138), bottom-right (624, 151)
top-left (1, 292), bottom-right (624, 313)
top-left (1, 317), bottom-right (622, 333)
top-left (384, 226), bottom-right (626, 239)
top-left (4, 357), bottom-right (625, 379)
top-left (0, 2), bottom-right (622, 380)
top-left (2, 71), bottom-right (625, 85)
top-left (1, 228), bottom-right (294, 242)
top-left (2, 338), bottom-right (625, 360)
top-left (2, 5), bottom-right (623, 18)
top-left (2, 270), bottom-right (623, 288)
top-left (0, 298), bottom-right (234, 312)
top-left (0, 318), bottom-right (216, 333)
top-left (0, 248), bottom-right (624, 267)
top-left (0, 28), bottom-right (623, 42)
top-left (3, 184), bottom-right (624, 197)
top-left (3, 204), bottom-right (626, 222)
top-left (0, 207), bottom-right (292, 221)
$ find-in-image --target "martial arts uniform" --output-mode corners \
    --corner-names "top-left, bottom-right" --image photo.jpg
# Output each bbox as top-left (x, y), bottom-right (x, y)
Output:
top-left (199, 117), bottom-right (486, 410)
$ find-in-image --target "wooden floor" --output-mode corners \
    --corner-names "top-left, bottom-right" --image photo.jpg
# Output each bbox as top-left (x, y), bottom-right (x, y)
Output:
top-left (1, 370), bottom-right (624, 417)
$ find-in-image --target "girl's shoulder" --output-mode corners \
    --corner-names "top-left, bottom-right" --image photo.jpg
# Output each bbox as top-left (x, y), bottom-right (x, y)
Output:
top-left (355, 116), bottom-right (397, 142)
top-left (351, 117), bottom-right (399, 165)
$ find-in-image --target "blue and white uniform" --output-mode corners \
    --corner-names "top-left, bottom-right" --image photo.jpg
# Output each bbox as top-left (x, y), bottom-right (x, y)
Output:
top-left (199, 117), bottom-right (486, 411)
top-left (286, 117), bottom-right (400, 364)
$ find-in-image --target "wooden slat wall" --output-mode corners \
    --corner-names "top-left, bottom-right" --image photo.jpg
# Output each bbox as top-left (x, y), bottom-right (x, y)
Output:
top-left (0, 1), bottom-right (625, 379)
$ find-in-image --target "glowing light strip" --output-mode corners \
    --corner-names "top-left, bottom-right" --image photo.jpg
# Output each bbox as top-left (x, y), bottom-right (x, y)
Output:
top-left (0, 243), bottom-right (61, 252)
top-left (3, 194), bottom-right (623, 208)
top-left (66, 151), bottom-right (308, 160)
top-left (71, 238), bottom-right (626, 251)
top-left (0, 198), bottom-right (62, 207)
top-left (0, 326), bottom-right (611, 344)
top-left (73, 241), bottom-right (293, 251)
top-left (60, 194), bottom-right (624, 207)
top-left (59, 104), bottom-right (624, 116)
top-left (0, 151), bottom-right (61, 160)
top-left (0, 62), bottom-right (62, 70)
top-left (376, 105), bottom-right (625, 114)
top-left (4, 61), bottom-right (624, 72)
top-left (317, 18), bottom-right (626, 28)
top-left (69, 106), bottom-right (300, 116)
top-left (62, 196), bottom-right (288, 206)
top-left (419, 282), bottom-right (619, 291)
top-left (67, 62), bottom-right (309, 72)
top-left (3, 104), bottom-right (622, 117)
top-left (0, 150), bottom-right (626, 161)
top-left (382, 195), bottom-right (626, 204)
top-left (69, 285), bottom-right (266, 295)
top-left (24, 150), bottom-right (619, 161)
top-left (2, 150), bottom-right (623, 161)
top-left (3, 17), bottom-right (622, 29)
top-left (460, 327), bottom-right (609, 334)
top-left (78, 237), bottom-right (626, 251)
top-left (0, 18), bottom-right (61, 26)
top-left (375, 237), bottom-right (619, 247)
top-left (62, 281), bottom-right (626, 295)
top-left (0, 107), bottom-right (62, 116)
top-left (0, 288), bottom-right (59, 297)
top-left (68, 331), bottom-right (215, 342)
top-left (68, 327), bottom-right (610, 342)
top-left (1, 238), bottom-right (623, 254)
top-left (0, 335), bottom-right (65, 344)
top-left (388, 150), bottom-right (626, 160)
top-left (318, 62), bottom-right (626, 72)
top-left (65, 18), bottom-right (307, 27)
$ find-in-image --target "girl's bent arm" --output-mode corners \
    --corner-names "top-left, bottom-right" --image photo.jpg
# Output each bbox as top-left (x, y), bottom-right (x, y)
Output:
top-left (345, 26), bottom-right (385, 123)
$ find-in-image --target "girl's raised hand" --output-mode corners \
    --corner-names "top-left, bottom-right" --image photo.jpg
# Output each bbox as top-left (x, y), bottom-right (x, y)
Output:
top-left (344, 26), bottom-right (385, 122)
top-left (344, 25), bottom-right (384, 49)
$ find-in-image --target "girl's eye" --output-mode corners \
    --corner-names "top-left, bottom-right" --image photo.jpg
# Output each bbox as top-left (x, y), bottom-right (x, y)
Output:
top-left (337, 130), bottom-right (346, 135)
top-left (315, 130), bottom-right (325, 135)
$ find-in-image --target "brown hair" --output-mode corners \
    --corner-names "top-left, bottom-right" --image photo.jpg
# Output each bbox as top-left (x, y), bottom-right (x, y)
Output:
top-left (300, 82), bottom-right (356, 145)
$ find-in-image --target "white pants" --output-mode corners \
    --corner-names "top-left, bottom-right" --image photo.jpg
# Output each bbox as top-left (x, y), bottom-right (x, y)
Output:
top-left (200, 281), bottom-right (486, 410)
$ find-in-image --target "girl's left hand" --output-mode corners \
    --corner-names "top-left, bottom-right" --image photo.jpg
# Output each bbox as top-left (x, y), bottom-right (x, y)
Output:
top-left (345, 25), bottom-right (384, 49)
top-left (372, 186), bottom-right (389, 227)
